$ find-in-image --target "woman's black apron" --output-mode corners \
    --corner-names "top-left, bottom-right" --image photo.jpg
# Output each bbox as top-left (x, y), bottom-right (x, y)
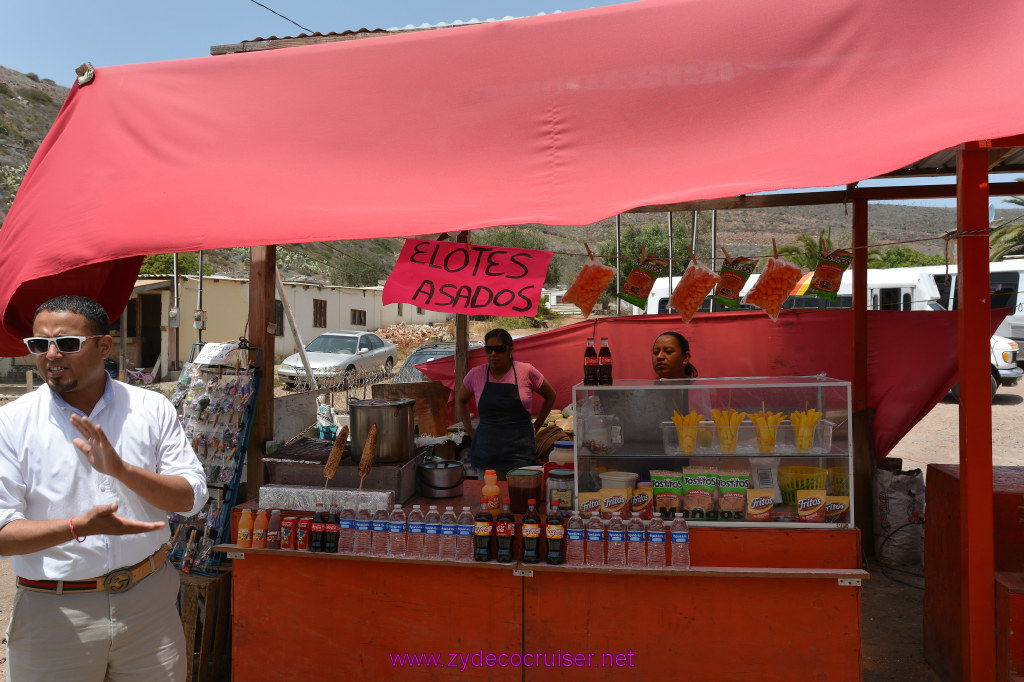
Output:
top-left (469, 362), bottom-right (536, 473)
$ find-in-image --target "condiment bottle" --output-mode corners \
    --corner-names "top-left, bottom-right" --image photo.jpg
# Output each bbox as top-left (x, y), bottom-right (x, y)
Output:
top-left (482, 469), bottom-right (501, 519)
top-left (252, 509), bottom-right (268, 549)
top-left (236, 509), bottom-right (253, 548)
top-left (266, 509), bottom-right (282, 549)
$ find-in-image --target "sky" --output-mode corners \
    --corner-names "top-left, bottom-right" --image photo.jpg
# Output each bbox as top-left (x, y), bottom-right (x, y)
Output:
top-left (1, 0), bottom-right (1020, 209)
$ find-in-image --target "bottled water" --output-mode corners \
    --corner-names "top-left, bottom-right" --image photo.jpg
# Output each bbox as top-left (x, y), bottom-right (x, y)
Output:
top-left (565, 512), bottom-right (585, 566)
top-left (669, 513), bottom-right (690, 569)
top-left (387, 504), bottom-right (407, 558)
top-left (455, 506), bottom-right (475, 561)
top-left (585, 511), bottom-right (605, 567)
top-left (338, 507), bottom-right (356, 554)
top-left (371, 507), bottom-right (389, 557)
top-left (605, 512), bottom-right (626, 567)
top-left (423, 505), bottom-right (441, 559)
top-left (626, 512), bottom-right (646, 568)
top-left (646, 515), bottom-right (667, 568)
top-left (439, 506), bottom-right (458, 561)
top-left (353, 506), bottom-right (372, 555)
top-left (406, 505), bottom-right (424, 557)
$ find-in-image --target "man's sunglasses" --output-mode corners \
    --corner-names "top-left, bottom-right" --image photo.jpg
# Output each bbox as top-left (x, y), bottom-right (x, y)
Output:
top-left (483, 345), bottom-right (508, 354)
top-left (23, 335), bottom-right (103, 355)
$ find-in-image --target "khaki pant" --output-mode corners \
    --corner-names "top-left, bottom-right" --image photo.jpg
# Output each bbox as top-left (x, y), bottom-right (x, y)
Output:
top-left (6, 561), bottom-right (185, 682)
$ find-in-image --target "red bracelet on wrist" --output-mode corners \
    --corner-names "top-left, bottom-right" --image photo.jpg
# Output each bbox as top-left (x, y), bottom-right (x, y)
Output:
top-left (69, 518), bottom-right (86, 543)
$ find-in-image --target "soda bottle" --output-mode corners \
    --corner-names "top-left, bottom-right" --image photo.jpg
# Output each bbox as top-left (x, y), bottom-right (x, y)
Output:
top-left (456, 506), bottom-right (475, 561)
top-left (606, 511), bottom-right (626, 567)
top-left (583, 337), bottom-right (598, 385)
top-left (598, 337), bottom-right (613, 385)
top-left (521, 498), bottom-right (542, 564)
top-left (669, 512), bottom-right (691, 570)
top-left (252, 509), bottom-right (268, 549)
top-left (406, 504), bottom-right (425, 558)
top-left (473, 497), bottom-right (494, 562)
top-left (495, 498), bottom-right (516, 563)
top-left (423, 505), bottom-right (442, 559)
top-left (324, 504), bottom-right (339, 554)
top-left (439, 506), bottom-right (458, 561)
top-left (647, 514), bottom-right (667, 568)
top-left (626, 511), bottom-right (646, 568)
top-left (310, 503), bottom-right (325, 553)
top-left (545, 503), bottom-right (565, 565)
top-left (585, 511), bottom-right (605, 567)
top-left (353, 506), bottom-right (372, 555)
top-left (236, 509), bottom-right (253, 548)
top-left (338, 507), bottom-right (356, 554)
top-left (482, 470), bottom-right (501, 519)
top-left (565, 511), bottom-right (585, 566)
top-left (266, 509), bottom-right (282, 550)
top-left (388, 504), bottom-right (407, 558)
top-left (370, 507), bottom-right (389, 557)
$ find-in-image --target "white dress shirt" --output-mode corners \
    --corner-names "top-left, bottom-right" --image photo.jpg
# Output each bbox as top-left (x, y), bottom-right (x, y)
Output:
top-left (0, 377), bottom-right (208, 580)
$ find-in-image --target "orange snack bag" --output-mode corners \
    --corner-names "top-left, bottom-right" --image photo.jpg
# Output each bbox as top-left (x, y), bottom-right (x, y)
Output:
top-left (563, 253), bottom-right (616, 317)
top-left (746, 489), bottom-right (775, 522)
top-left (796, 489), bottom-right (827, 523)
top-left (578, 492), bottom-right (603, 516)
top-left (669, 261), bottom-right (721, 324)
top-left (742, 256), bottom-right (803, 321)
top-left (600, 488), bottom-right (631, 519)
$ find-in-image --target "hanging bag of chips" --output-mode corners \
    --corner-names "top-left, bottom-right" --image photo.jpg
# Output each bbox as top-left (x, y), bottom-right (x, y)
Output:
top-left (806, 237), bottom-right (854, 301)
top-left (742, 240), bottom-right (803, 321)
top-left (668, 249), bottom-right (721, 324)
top-left (712, 248), bottom-right (759, 310)
top-left (616, 246), bottom-right (667, 309)
top-left (562, 243), bottom-right (616, 317)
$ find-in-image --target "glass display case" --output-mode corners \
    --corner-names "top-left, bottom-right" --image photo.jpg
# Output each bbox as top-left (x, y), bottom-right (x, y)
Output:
top-left (572, 376), bottom-right (853, 528)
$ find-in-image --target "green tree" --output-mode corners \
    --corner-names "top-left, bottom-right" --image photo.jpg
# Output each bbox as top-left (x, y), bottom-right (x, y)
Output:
top-left (138, 252), bottom-right (214, 276)
top-left (474, 227), bottom-right (562, 286)
top-left (990, 177), bottom-right (1024, 260)
top-left (597, 219), bottom-right (710, 281)
top-left (0, 162), bottom-right (29, 214)
top-left (867, 246), bottom-right (946, 269)
top-left (777, 229), bottom-right (881, 270)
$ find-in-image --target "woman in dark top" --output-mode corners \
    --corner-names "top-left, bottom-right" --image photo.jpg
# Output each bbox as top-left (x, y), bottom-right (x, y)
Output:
top-left (652, 331), bottom-right (698, 379)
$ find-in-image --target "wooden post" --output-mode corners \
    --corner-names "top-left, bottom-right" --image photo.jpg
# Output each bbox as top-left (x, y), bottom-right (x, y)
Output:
top-left (956, 141), bottom-right (996, 681)
top-left (850, 197), bottom-right (873, 552)
top-left (247, 246), bottom-right (277, 501)
top-left (25, 370), bottom-right (32, 392)
top-left (454, 231), bottom-right (470, 403)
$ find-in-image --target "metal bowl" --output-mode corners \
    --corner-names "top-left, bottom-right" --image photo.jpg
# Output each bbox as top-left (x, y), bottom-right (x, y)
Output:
top-left (417, 459), bottom-right (465, 498)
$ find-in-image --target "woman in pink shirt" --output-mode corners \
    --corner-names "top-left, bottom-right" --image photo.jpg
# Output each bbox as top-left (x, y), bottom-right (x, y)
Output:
top-left (455, 329), bottom-right (556, 476)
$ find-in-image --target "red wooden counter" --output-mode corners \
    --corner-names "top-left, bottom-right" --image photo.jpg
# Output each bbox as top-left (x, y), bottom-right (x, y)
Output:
top-left (217, 486), bottom-right (866, 681)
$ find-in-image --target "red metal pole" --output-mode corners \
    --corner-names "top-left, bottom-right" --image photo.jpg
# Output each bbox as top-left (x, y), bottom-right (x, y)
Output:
top-left (956, 142), bottom-right (995, 681)
top-left (851, 198), bottom-right (872, 550)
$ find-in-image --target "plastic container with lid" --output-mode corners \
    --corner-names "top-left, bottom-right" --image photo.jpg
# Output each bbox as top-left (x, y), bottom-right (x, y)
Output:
top-left (550, 441), bottom-right (575, 466)
top-left (547, 469), bottom-right (575, 513)
top-left (598, 470), bottom-right (639, 491)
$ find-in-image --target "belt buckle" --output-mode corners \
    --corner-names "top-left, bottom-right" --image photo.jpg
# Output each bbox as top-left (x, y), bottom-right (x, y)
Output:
top-left (103, 569), bottom-right (134, 594)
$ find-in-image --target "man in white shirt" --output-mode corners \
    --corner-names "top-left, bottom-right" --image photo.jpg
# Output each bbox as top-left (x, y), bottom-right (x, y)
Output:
top-left (0, 295), bottom-right (208, 681)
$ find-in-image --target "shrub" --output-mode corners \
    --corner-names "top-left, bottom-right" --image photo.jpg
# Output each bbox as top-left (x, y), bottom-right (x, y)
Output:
top-left (17, 88), bottom-right (53, 106)
top-left (0, 82), bottom-right (12, 98)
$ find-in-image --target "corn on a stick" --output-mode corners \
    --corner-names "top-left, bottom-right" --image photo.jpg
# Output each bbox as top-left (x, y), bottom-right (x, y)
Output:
top-left (323, 425), bottom-right (349, 488)
top-left (358, 423), bottom-right (377, 489)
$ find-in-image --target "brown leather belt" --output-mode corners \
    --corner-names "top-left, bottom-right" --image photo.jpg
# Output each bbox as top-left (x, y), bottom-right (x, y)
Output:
top-left (17, 544), bottom-right (170, 595)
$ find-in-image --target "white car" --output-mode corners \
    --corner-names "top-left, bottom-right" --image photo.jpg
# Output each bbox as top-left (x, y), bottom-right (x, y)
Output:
top-left (949, 334), bottom-right (1021, 402)
top-left (277, 331), bottom-right (396, 389)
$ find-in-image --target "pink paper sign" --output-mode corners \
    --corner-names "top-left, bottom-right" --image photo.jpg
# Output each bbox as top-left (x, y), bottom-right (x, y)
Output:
top-left (383, 239), bottom-right (553, 316)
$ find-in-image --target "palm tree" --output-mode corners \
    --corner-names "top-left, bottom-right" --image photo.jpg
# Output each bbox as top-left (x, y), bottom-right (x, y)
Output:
top-left (776, 228), bottom-right (881, 270)
top-left (989, 177), bottom-right (1024, 261)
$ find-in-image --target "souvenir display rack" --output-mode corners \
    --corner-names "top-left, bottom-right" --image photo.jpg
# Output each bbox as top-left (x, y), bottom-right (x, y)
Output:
top-left (169, 338), bottom-right (262, 575)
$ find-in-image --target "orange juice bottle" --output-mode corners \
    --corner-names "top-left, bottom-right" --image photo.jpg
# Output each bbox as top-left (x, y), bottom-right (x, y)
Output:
top-left (483, 469), bottom-right (501, 519)
top-left (237, 509), bottom-right (254, 548)
top-left (252, 510), bottom-right (269, 549)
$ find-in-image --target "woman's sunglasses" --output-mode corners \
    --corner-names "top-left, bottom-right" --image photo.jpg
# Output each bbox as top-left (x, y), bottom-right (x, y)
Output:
top-left (483, 345), bottom-right (508, 354)
top-left (23, 335), bottom-right (103, 355)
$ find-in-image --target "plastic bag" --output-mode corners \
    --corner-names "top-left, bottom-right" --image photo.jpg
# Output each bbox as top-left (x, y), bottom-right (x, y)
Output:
top-left (806, 246), bottom-right (854, 301)
top-left (617, 253), bottom-right (667, 308)
top-left (742, 256), bottom-right (803, 321)
top-left (873, 467), bottom-right (925, 565)
top-left (712, 255), bottom-right (758, 310)
top-left (669, 260), bottom-right (721, 323)
top-left (563, 253), bottom-right (616, 317)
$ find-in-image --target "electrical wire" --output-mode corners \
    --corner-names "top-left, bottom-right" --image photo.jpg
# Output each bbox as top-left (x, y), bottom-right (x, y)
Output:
top-left (246, 0), bottom-right (313, 34)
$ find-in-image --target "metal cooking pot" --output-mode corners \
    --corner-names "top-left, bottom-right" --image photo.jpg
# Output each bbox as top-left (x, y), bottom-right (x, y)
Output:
top-left (418, 458), bottom-right (465, 498)
top-left (348, 398), bottom-right (416, 463)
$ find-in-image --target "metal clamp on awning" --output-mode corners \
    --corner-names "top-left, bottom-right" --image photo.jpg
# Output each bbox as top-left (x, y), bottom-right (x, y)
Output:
top-left (75, 62), bottom-right (94, 86)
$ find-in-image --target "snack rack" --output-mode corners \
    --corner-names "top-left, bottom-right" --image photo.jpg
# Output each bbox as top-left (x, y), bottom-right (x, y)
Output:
top-left (571, 376), bottom-right (854, 528)
top-left (169, 338), bottom-right (262, 574)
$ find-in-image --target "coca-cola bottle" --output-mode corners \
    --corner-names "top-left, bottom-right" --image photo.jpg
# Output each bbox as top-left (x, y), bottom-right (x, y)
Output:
top-left (473, 497), bottom-right (494, 562)
top-left (565, 511), bottom-right (585, 566)
top-left (521, 499), bottom-right (542, 564)
top-left (310, 503), bottom-right (325, 553)
top-left (323, 504), bottom-right (339, 554)
top-left (495, 498), bottom-right (515, 563)
top-left (598, 337), bottom-right (613, 385)
top-left (583, 338), bottom-right (599, 385)
top-left (545, 503), bottom-right (565, 565)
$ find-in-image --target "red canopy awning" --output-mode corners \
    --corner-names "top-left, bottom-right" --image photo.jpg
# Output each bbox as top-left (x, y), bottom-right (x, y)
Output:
top-left (3, 0), bottom-right (1024, 353)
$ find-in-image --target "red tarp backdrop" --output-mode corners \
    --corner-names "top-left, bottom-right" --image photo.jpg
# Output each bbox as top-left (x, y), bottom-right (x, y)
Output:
top-left (3, 0), bottom-right (1024, 353)
top-left (418, 309), bottom-right (1008, 464)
